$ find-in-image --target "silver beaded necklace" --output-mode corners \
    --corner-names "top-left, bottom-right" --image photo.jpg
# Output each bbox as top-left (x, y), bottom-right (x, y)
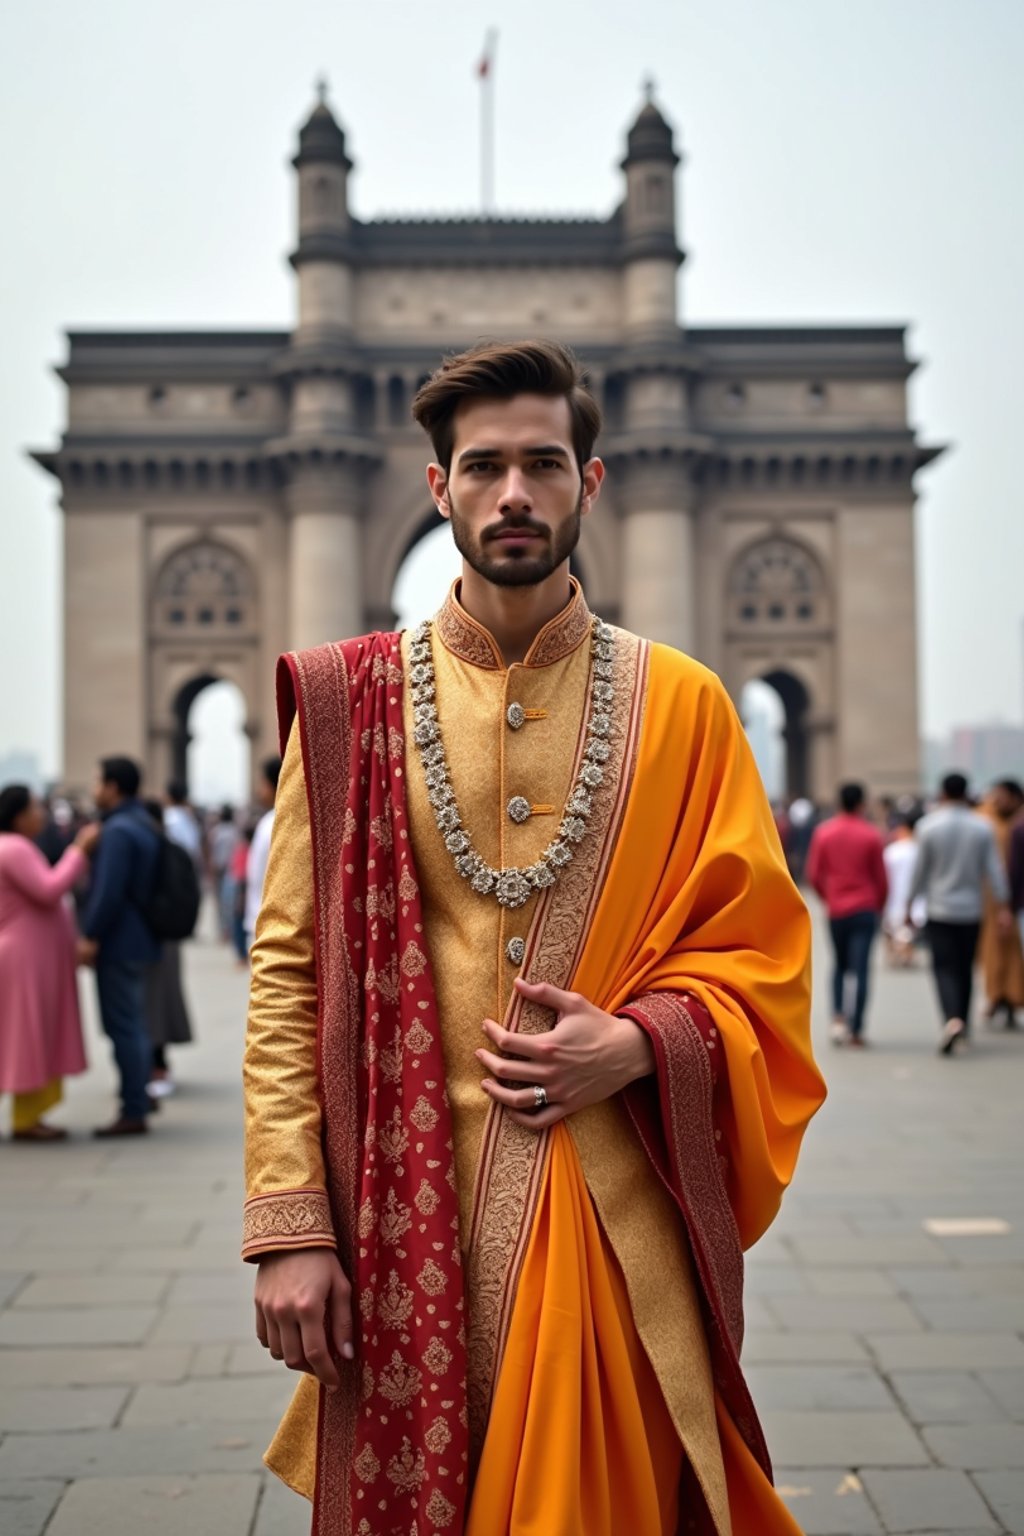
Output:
top-left (408, 616), bottom-right (617, 910)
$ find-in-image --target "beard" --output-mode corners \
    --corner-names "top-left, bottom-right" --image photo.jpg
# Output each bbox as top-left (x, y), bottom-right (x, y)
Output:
top-left (448, 489), bottom-right (582, 588)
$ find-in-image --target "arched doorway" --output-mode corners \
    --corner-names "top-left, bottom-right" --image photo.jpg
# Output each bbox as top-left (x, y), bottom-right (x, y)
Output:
top-left (741, 678), bottom-right (786, 800)
top-left (186, 678), bottom-right (250, 807)
top-left (172, 675), bottom-right (250, 807)
top-left (392, 519), bottom-right (463, 631)
top-left (391, 515), bottom-right (590, 632)
top-left (748, 669), bottom-right (811, 801)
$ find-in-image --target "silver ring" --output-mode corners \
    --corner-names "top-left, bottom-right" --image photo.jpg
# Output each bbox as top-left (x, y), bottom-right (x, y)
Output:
top-left (533, 1084), bottom-right (548, 1110)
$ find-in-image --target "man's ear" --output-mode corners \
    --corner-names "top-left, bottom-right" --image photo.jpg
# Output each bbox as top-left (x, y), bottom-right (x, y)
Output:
top-left (426, 463), bottom-right (451, 521)
top-left (580, 456), bottom-right (605, 519)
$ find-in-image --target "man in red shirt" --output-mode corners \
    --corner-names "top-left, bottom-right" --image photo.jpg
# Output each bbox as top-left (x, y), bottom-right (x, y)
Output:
top-left (807, 783), bottom-right (889, 1047)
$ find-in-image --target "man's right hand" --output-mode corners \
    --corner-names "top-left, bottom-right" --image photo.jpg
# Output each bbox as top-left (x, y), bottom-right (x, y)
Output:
top-left (254, 1249), bottom-right (354, 1388)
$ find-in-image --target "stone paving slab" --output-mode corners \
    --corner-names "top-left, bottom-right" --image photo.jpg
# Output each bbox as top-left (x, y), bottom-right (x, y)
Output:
top-left (978, 1370), bottom-right (1024, 1422)
top-left (121, 1377), bottom-right (295, 1427)
top-left (148, 1304), bottom-right (259, 1345)
top-left (745, 1364), bottom-right (897, 1412)
top-left (0, 1424), bottom-right (269, 1480)
top-left (888, 1371), bottom-right (1006, 1425)
top-left (760, 1409), bottom-right (930, 1468)
top-left (0, 1305), bottom-right (159, 1347)
top-left (767, 1295), bottom-right (925, 1333)
top-left (11, 1274), bottom-right (168, 1308)
top-left (921, 1423), bottom-right (1024, 1470)
top-left (0, 1477), bottom-right (65, 1536)
top-left (252, 1476), bottom-right (312, 1535)
top-left (775, 1469), bottom-right (884, 1534)
top-left (0, 1385), bottom-right (128, 1431)
top-left (972, 1471), bottom-right (1024, 1531)
top-left (0, 1345), bottom-right (191, 1387)
top-left (859, 1468), bottom-right (1000, 1533)
top-left (864, 1332), bottom-right (1024, 1372)
top-left (45, 1473), bottom-right (262, 1536)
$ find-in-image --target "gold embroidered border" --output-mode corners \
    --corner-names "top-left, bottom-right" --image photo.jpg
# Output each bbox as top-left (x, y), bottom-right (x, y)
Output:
top-left (434, 578), bottom-right (592, 670)
top-left (241, 1188), bottom-right (336, 1260)
top-left (463, 627), bottom-right (649, 1459)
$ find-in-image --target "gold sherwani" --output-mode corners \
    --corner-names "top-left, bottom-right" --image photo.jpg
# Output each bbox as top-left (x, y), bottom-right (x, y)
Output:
top-left (245, 583), bottom-right (730, 1525)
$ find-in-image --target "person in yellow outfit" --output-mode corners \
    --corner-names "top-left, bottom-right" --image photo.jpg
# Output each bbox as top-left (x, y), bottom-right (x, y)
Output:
top-left (243, 340), bottom-right (826, 1536)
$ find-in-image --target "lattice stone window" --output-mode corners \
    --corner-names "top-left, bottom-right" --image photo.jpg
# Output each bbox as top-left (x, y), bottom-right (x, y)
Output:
top-left (154, 542), bottom-right (254, 632)
top-left (729, 537), bottom-right (827, 628)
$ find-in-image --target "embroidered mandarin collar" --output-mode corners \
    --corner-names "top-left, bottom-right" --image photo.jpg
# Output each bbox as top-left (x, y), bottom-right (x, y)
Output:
top-left (433, 578), bottom-right (593, 670)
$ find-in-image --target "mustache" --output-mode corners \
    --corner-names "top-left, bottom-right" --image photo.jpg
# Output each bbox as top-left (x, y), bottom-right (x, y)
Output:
top-left (484, 517), bottom-right (550, 541)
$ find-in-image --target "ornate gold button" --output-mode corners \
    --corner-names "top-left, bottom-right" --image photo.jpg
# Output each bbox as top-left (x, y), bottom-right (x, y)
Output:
top-left (507, 796), bottom-right (531, 824)
top-left (505, 937), bottom-right (526, 966)
top-left (506, 703), bottom-right (525, 730)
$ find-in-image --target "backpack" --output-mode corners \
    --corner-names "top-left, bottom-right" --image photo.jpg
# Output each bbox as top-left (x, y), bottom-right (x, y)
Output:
top-left (141, 834), bottom-right (201, 941)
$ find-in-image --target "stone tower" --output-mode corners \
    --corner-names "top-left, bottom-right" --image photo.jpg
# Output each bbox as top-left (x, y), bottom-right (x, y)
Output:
top-left (278, 90), bottom-right (375, 650)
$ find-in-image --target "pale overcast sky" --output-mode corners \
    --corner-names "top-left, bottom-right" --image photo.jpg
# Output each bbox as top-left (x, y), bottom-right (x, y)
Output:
top-left (2, 0), bottom-right (1023, 778)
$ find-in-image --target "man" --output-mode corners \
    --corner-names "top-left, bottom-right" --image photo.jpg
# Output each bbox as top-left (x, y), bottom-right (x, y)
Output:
top-left (975, 780), bottom-right (1024, 1028)
top-left (164, 780), bottom-right (203, 869)
top-left (243, 341), bottom-right (824, 1535)
top-left (1010, 815), bottom-right (1024, 951)
top-left (908, 771), bottom-right (1012, 1055)
top-left (208, 805), bottom-right (240, 943)
top-left (882, 813), bottom-right (924, 968)
top-left (807, 783), bottom-right (888, 1046)
top-left (79, 756), bottom-right (161, 1135)
top-left (243, 757), bottom-right (281, 956)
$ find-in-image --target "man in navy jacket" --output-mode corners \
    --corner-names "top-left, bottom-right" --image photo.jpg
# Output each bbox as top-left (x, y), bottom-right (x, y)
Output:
top-left (79, 756), bottom-right (161, 1135)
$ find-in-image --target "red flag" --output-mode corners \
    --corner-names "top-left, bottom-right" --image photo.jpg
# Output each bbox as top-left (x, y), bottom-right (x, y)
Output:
top-left (477, 29), bottom-right (496, 79)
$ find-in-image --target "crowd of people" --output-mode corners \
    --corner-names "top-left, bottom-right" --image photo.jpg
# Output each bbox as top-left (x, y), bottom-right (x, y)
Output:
top-left (0, 754), bottom-right (281, 1140)
top-left (800, 773), bottom-right (1024, 1054)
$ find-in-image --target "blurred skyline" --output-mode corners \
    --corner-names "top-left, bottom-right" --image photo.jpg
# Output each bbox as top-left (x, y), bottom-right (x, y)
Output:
top-left (3, 0), bottom-right (1023, 779)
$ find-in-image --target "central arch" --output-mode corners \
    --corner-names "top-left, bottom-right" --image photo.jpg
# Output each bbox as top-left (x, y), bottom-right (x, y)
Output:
top-left (390, 513), bottom-right (590, 634)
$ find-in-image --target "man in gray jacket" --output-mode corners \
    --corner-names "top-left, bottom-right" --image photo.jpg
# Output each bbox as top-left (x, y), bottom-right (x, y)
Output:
top-left (908, 772), bottom-right (1012, 1054)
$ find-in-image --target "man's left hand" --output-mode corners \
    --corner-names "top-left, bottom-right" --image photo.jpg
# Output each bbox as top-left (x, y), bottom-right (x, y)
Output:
top-left (477, 977), bottom-right (655, 1131)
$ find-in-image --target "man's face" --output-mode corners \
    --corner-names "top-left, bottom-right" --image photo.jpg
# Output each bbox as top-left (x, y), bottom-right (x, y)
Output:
top-left (93, 772), bottom-right (118, 813)
top-left (426, 394), bottom-right (603, 588)
top-left (993, 787), bottom-right (1023, 820)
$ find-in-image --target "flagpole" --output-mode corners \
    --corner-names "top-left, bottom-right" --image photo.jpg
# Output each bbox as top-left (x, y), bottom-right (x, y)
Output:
top-left (479, 29), bottom-right (497, 214)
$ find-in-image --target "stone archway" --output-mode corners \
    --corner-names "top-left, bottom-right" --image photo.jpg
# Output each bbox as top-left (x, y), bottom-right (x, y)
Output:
top-left (722, 532), bottom-right (836, 804)
top-left (388, 511), bottom-right (592, 634)
top-left (148, 538), bottom-right (262, 798)
top-left (760, 669), bottom-right (812, 800)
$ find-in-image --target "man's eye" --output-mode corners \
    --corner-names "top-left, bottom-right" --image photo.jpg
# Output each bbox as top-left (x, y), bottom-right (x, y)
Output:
top-left (466, 462), bottom-right (495, 473)
top-left (533, 459), bottom-right (561, 470)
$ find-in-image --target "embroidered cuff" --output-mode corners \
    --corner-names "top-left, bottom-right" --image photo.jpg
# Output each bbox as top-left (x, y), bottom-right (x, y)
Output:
top-left (241, 1187), bottom-right (336, 1262)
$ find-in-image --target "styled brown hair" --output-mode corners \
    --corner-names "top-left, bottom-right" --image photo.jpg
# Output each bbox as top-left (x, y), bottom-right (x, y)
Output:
top-left (411, 339), bottom-right (602, 472)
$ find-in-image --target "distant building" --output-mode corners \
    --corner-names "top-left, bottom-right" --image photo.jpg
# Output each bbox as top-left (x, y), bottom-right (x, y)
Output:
top-left (924, 723), bottom-right (1024, 790)
top-left (0, 749), bottom-right (44, 792)
top-left (32, 88), bottom-right (942, 799)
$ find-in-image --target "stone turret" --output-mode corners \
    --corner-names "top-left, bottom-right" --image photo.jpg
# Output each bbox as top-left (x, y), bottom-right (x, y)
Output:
top-left (619, 89), bottom-right (684, 338)
top-left (291, 85), bottom-right (354, 338)
top-left (276, 85), bottom-right (377, 652)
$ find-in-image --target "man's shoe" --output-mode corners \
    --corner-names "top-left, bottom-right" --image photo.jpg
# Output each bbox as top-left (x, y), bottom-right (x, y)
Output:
top-left (939, 1018), bottom-right (966, 1056)
top-left (848, 1035), bottom-right (868, 1049)
top-left (829, 1020), bottom-right (850, 1046)
top-left (93, 1117), bottom-right (149, 1138)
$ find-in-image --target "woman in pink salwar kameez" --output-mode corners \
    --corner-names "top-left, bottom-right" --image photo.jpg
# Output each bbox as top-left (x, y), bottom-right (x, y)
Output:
top-left (0, 785), bottom-right (98, 1140)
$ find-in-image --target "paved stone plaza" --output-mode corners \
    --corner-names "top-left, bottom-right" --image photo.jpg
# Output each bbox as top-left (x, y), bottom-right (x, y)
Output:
top-left (1, 910), bottom-right (1023, 1535)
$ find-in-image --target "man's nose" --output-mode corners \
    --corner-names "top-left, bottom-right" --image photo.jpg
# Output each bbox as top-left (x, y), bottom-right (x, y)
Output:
top-left (498, 467), bottom-right (532, 511)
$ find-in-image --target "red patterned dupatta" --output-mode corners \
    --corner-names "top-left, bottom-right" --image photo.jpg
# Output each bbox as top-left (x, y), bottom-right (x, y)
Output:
top-left (277, 634), bottom-right (469, 1536)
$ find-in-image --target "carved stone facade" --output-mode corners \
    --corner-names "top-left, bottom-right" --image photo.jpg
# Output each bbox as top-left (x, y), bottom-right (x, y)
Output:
top-left (33, 92), bottom-right (940, 799)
